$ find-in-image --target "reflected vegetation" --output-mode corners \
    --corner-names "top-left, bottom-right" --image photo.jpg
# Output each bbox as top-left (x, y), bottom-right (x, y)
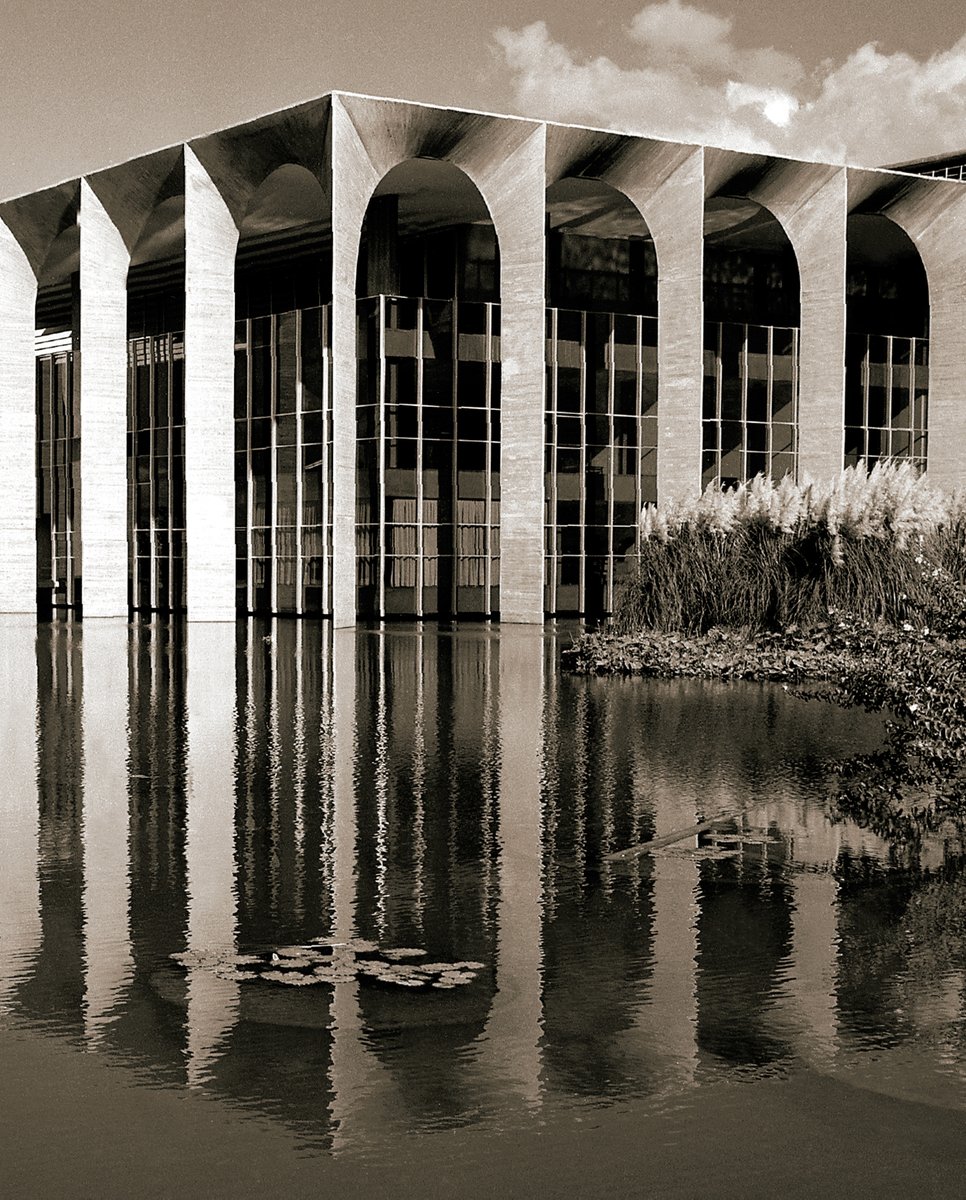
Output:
top-left (2, 617), bottom-right (966, 1157)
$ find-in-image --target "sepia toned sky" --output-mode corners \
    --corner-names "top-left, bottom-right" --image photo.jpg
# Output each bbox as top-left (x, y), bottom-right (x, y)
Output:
top-left (2, 0), bottom-right (964, 197)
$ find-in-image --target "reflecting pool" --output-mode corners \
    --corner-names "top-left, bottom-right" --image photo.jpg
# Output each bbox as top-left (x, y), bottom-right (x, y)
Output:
top-left (2, 617), bottom-right (966, 1197)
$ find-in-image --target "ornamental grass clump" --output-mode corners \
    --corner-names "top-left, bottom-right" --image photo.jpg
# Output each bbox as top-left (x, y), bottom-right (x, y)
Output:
top-left (615, 462), bottom-right (962, 634)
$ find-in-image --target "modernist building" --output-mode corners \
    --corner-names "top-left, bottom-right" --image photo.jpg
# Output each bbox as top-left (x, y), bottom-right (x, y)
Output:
top-left (1, 92), bottom-right (964, 625)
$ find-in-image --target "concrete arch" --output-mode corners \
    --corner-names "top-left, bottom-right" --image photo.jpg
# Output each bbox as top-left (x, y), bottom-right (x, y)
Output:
top-left (705, 151), bottom-right (848, 482)
top-left (845, 171), bottom-right (966, 483)
top-left (544, 126), bottom-right (706, 506)
top-left (331, 94), bottom-right (546, 625)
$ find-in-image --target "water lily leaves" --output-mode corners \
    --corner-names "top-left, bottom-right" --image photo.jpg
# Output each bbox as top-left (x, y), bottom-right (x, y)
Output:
top-left (168, 939), bottom-right (484, 993)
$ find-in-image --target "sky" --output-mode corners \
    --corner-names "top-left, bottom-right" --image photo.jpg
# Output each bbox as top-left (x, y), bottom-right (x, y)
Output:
top-left (2, 0), bottom-right (965, 198)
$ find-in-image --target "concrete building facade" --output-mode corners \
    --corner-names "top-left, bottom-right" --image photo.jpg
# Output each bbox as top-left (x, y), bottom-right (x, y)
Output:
top-left (2, 92), bottom-right (964, 626)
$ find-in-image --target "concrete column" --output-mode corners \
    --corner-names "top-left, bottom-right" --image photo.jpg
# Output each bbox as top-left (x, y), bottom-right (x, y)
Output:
top-left (787, 871), bottom-right (839, 1065)
top-left (184, 622), bottom-right (238, 1086)
top-left (490, 127), bottom-right (546, 622)
top-left (329, 100), bottom-right (378, 628)
top-left (476, 625), bottom-right (544, 1105)
top-left (0, 226), bottom-right (38, 612)
top-left (643, 789), bottom-right (700, 1085)
top-left (636, 149), bottom-right (705, 504)
top-left (0, 616), bottom-right (41, 1007)
top-left (751, 165), bottom-right (848, 483)
top-left (79, 180), bottom-right (129, 617)
top-left (184, 146), bottom-right (238, 621)
top-left (81, 619), bottom-right (133, 1045)
top-left (328, 626), bottom-right (384, 1150)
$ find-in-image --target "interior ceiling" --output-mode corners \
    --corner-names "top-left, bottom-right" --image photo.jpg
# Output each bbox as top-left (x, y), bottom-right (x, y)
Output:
top-left (545, 177), bottom-right (651, 239)
top-left (703, 196), bottom-right (792, 251)
top-left (846, 212), bottom-right (921, 268)
top-left (35, 164), bottom-right (928, 278)
top-left (373, 158), bottom-right (490, 233)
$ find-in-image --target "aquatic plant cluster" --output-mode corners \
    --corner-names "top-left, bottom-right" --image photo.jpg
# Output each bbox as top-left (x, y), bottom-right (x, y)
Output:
top-left (620, 463), bottom-right (966, 634)
top-left (566, 463), bottom-right (966, 853)
top-left (170, 938), bottom-right (484, 990)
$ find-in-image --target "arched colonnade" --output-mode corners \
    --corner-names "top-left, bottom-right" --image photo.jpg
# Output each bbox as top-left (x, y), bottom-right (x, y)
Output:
top-left (1, 94), bottom-right (965, 625)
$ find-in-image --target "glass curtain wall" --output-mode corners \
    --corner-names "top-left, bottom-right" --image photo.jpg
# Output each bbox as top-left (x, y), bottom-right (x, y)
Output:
top-left (128, 333), bottom-right (186, 612)
top-left (234, 306), bottom-right (333, 616)
top-left (703, 203), bottom-right (801, 489)
top-left (845, 216), bottom-right (929, 471)
top-left (36, 337), bottom-right (80, 612)
top-left (356, 295), bottom-right (501, 618)
top-left (544, 309), bottom-right (658, 614)
top-left (701, 322), bottom-right (798, 490)
top-left (844, 335), bottom-right (928, 469)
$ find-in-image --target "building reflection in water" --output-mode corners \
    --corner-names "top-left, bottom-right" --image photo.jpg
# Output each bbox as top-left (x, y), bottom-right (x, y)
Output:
top-left (3, 619), bottom-right (965, 1150)
top-left (80, 619), bottom-right (134, 1046)
top-left (0, 616), bottom-right (41, 1010)
top-left (184, 621), bottom-right (239, 1086)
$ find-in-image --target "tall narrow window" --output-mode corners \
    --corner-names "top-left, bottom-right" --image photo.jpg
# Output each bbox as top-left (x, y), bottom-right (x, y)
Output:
top-left (234, 305), bottom-right (333, 616)
top-left (544, 309), bottom-right (658, 614)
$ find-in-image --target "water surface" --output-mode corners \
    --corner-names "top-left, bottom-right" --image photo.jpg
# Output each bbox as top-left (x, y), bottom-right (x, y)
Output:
top-left (2, 618), bottom-right (965, 1196)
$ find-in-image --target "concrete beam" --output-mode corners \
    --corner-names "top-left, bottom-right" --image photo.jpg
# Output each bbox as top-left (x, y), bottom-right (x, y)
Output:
top-left (184, 146), bottom-right (238, 621)
top-left (79, 180), bottom-right (129, 617)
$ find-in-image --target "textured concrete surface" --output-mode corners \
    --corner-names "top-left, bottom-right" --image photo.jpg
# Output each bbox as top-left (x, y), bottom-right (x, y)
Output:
top-left (547, 129), bottom-right (705, 505)
top-left (184, 147), bottom-right (239, 621)
top-left (79, 179), bottom-right (129, 617)
top-left (706, 150), bottom-right (849, 483)
top-left (332, 95), bottom-right (547, 623)
top-left (851, 167), bottom-right (966, 493)
top-left (3, 94), bottom-right (966, 620)
top-left (0, 221), bottom-right (38, 611)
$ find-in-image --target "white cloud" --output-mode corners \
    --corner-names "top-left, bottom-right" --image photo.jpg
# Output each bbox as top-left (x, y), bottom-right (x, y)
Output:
top-left (492, 6), bottom-right (966, 166)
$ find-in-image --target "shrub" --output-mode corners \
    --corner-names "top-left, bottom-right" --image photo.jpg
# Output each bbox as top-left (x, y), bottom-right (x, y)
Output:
top-left (615, 462), bottom-right (965, 634)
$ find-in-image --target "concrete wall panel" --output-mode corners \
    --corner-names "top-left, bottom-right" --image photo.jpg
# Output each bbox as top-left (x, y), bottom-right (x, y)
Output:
top-left (184, 146), bottom-right (239, 621)
top-left (79, 180), bottom-right (129, 617)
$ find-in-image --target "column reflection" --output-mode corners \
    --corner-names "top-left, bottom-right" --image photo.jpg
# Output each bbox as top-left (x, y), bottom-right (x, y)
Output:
top-left (184, 622), bottom-right (238, 1087)
top-left (80, 619), bottom-right (134, 1046)
top-left (25, 622), bottom-right (85, 1032)
top-left (0, 616), bottom-right (41, 1010)
top-left (329, 625), bottom-right (386, 1151)
top-left (475, 626), bottom-right (545, 1107)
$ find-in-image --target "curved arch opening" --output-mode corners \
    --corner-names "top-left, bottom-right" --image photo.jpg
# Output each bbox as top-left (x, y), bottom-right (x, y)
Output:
top-left (233, 163), bottom-right (333, 618)
top-left (355, 158), bottom-right (501, 619)
top-left (544, 177), bottom-right (657, 616)
top-left (703, 196), bottom-right (801, 490)
top-left (845, 214), bottom-right (929, 470)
